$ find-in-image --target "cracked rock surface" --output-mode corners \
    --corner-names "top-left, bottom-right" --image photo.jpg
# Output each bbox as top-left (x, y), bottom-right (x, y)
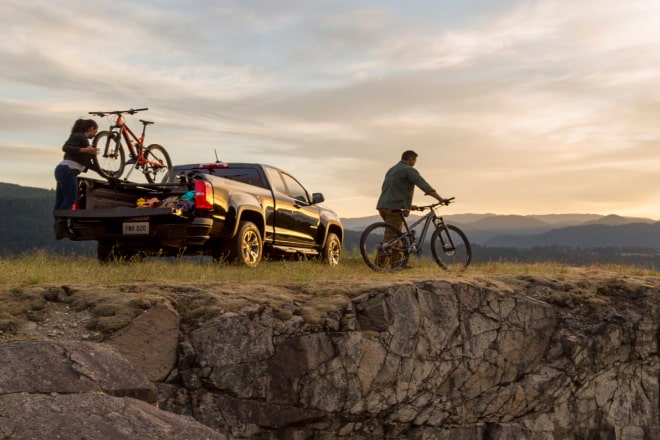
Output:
top-left (1, 274), bottom-right (659, 439)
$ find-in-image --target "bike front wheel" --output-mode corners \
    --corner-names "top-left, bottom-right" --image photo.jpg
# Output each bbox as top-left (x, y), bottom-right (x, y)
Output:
top-left (143, 144), bottom-right (173, 183)
top-left (431, 224), bottom-right (472, 271)
top-left (92, 131), bottom-right (125, 179)
top-left (360, 222), bottom-right (410, 272)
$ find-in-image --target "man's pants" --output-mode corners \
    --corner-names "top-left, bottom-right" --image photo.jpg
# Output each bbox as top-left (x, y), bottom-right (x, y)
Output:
top-left (377, 208), bottom-right (405, 268)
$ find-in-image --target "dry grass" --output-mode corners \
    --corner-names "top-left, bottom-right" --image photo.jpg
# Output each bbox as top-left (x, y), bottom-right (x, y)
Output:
top-left (1, 251), bottom-right (658, 288)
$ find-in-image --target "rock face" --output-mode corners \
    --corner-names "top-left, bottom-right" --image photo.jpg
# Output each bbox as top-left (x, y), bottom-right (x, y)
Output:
top-left (1, 276), bottom-right (659, 439)
top-left (0, 393), bottom-right (225, 440)
top-left (106, 301), bottom-right (181, 382)
top-left (0, 340), bottom-right (225, 439)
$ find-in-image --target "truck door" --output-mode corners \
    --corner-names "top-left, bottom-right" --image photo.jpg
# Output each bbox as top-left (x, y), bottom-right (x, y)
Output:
top-left (264, 167), bottom-right (320, 247)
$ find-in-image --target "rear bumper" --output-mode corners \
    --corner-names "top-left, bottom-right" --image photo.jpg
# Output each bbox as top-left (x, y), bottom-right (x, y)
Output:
top-left (55, 210), bottom-right (215, 248)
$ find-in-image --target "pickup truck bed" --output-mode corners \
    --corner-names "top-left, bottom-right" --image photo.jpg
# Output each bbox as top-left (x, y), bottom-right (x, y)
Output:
top-left (54, 163), bottom-right (344, 267)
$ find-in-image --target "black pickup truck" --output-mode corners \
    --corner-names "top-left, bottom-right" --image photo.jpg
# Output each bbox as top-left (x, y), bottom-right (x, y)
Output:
top-left (54, 162), bottom-right (344, 267)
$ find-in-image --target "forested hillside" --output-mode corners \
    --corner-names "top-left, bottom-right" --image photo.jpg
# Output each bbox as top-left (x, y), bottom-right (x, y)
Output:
top-left (484, 223), bottom-right (660, 248)
top-left (0, 183), bottom-right (94, 256)
top-left (3, 181), bottom-right (659, 268)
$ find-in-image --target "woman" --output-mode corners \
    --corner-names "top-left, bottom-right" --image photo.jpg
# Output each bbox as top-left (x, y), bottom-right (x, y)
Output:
top-left (53, 118), bottom-right (98, 239)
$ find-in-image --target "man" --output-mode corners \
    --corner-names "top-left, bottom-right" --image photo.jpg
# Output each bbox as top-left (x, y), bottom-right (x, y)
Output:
top-left (375, 150), bottom-right (448, 267)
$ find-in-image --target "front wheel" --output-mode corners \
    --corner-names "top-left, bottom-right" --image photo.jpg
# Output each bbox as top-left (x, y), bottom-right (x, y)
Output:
top-left (143, 144), bottom-right (173, 183)
top-left (360, 222), bottom-right (410, 272)
top-left (431, 224), bottom-right (471, 271)
top-left (227, 221), bottom-right (263, 267)
top-left (92, 131), bottom-right (125, 179)
top-left (322, 232), bottom-right (342, 266)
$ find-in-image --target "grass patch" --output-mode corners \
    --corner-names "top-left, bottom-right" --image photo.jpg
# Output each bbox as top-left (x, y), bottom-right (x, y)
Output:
top-left (1, 252), bottom-right (658, 339)
top-left (0, 252), bottom-right (658, 288)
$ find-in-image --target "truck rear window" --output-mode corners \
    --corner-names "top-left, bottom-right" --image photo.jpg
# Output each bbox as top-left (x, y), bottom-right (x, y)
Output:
top-left (206, 168), bottom-right (266, 188)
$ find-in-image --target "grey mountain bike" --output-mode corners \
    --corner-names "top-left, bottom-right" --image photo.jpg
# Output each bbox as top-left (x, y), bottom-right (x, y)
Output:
top-left (360, 197), bottom-right (472, 272)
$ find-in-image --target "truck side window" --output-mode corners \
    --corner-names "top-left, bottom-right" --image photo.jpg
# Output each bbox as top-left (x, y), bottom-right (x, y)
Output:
top-left (281, 173), bottom-right (309, 204)
top-left (265, 167), bottom-right (287, 194)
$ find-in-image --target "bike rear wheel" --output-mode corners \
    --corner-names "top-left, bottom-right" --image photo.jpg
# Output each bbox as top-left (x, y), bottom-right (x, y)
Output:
top-left (142, 144), bottom-right (173, 183)
top-left (431, 224), bottom-right (471, 271)
top-left (360, 222), bottom-right (410, 272)
top-left (92, 131), bottom-right (125, 179)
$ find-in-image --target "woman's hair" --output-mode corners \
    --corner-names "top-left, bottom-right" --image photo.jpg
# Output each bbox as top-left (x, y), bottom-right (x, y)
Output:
top-left (70, 118), bottom-right (98, 134)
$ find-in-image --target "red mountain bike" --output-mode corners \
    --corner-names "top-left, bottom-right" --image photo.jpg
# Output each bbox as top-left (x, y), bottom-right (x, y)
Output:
top-left (89, 108), bottom-right (173, 183)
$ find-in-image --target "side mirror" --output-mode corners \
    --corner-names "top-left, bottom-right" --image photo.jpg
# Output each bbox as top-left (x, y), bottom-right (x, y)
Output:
top-left (312, 193), bottom-right (325, 204)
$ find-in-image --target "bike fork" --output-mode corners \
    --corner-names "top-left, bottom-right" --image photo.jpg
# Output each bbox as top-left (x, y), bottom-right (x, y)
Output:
top-left (438, 226), bottom-right (456, 251)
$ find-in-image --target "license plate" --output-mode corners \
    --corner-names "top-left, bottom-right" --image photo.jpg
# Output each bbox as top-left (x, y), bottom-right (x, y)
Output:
top-left (123, 222), bottom-right (149, 235)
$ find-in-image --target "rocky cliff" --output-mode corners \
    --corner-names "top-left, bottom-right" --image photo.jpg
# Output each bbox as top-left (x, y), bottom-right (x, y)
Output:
top-left (1, 273), bottom-right (658, 439)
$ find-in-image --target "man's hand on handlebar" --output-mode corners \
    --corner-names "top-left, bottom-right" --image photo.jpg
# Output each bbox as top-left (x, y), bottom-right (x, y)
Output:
top-left (410, 197), bottom-right (455, 211)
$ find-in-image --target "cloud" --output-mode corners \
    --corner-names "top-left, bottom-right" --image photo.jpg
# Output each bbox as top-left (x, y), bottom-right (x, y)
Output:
top-left (1, 0), bottom-right (660, 218)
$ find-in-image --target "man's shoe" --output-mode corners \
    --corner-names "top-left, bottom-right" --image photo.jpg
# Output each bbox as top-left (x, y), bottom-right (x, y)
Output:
top-left (126, 157), bottom-right (137, 165)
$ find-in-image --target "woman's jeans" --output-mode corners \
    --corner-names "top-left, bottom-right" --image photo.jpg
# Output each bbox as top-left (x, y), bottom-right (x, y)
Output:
top-left (54, 164), bottom-right (79, 210)
top-left (54, 164), bottom-right (80, 239)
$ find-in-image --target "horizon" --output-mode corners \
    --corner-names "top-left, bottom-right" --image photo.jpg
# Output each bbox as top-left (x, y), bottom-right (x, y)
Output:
top-left (340, 210), bottom-right (659, 222)
top-left (3, 178), bottom-right (658, 222)
top-left (2, 1), bottom-right (660, 220)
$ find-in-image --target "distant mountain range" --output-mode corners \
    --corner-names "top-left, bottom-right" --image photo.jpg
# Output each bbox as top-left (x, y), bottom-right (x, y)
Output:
top-left (2, 181), bottom-right (659, 256)
top-left (341, 212), bottom-right (659, 249)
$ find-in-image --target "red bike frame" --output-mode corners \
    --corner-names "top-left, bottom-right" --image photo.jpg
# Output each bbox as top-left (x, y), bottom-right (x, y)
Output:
top-left (113, 113), bottom-right (150, 165)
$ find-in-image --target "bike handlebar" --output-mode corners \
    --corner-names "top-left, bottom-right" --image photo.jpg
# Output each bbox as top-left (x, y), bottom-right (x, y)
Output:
top-left (412, 197), bottom-right (455, 211)
top-left (89, 108), bottom-right (148, 117)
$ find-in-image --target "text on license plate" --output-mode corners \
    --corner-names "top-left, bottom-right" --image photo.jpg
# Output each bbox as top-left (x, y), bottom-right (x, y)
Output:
top-left (123, 222), bottom-right (149, 235)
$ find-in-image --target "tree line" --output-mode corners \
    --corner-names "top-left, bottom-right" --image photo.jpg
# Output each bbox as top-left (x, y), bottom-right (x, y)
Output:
top-left (3, 182), bottom-right (658, 269)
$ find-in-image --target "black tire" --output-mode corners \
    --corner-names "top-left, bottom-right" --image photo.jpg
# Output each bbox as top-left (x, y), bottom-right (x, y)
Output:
top-left (227, 221), bottom-right (262, 267)
top-left (211, 239), bottom-right (231, 263)
top-left (322, 232), bottom-right (342, 266)
top-left (431, 224), bottom-right (471, 271)
top-left (360, 222), bottom-right (410, 272)
top-left (143, 144), bottom-right (173, 183)
top-left (92, 131), bottom-right (125, 179)
top-left (97, 240), bottom-right (114, 263)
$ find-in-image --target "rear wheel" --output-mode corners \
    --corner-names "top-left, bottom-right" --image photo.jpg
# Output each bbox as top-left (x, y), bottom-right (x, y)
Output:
top-left (92, 131), bottom-right (125, 180)
top-left (322, 232), bottom-right (341, 266)
top-left (143, 144), bottom-right (173, 183)
top-left (97, 240), bottom-right (114, 263)
top-left (431, 224), bottom-right (471, 271)
top-left (227, 221), bottom-right (262, 267)
top-left (360, 222), bottom-right (410, 272)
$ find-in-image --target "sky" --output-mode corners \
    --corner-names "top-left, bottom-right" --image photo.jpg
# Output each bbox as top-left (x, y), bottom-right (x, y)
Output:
top-left (2, 0), bottom-right (660, 220)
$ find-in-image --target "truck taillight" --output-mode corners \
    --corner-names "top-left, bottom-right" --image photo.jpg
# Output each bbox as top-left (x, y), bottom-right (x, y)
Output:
top-left (195, 181), bottom-right (214, 210)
